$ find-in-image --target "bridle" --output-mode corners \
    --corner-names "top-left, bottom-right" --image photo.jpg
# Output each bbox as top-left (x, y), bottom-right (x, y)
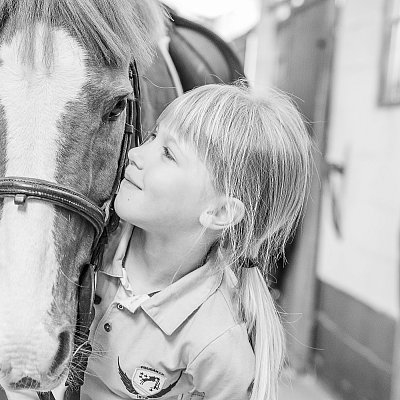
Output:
top-left (0, 61), bottom-right (141, 247)
top-left (0, 62), bottom-right (142, 400)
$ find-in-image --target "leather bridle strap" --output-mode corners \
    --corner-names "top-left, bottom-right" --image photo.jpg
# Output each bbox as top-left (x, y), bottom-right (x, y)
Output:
top-left (64, 62), bottom-right (141, 400)
top-left (0, 177), bottom-right (106, 244)
top-left (107, 62), bottom-right (142, 233)
top-left (61, 62), bottom-right (142, 400)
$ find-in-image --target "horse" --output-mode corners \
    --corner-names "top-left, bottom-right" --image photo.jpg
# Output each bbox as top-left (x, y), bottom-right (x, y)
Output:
top-left (0, 0), bottom-right (244, 397)
top-left (0, 0), bottom-right (166, 393)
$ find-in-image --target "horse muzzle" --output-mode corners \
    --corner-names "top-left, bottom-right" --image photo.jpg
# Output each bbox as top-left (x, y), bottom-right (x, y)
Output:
top-left (0, 325), bottom-right (72, 391)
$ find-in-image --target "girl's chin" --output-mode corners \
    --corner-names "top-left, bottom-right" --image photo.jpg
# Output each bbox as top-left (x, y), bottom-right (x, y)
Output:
top-left (114, 196), bottom-right (135, 220)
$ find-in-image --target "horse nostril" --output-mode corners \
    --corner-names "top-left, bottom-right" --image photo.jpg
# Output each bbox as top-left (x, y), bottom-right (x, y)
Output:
top-left (13, 376), bottom-right (41, 390)
top-left (50, 330), bottom-right (71, 375)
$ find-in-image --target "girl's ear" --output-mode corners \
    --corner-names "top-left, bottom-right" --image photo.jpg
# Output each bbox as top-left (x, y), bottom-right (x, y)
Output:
top-left (199, 197), bottom-right (245, 230)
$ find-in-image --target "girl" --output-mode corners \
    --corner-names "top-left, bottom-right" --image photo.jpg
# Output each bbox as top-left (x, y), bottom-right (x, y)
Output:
top-left (81, 82), bottom-right (312, 400)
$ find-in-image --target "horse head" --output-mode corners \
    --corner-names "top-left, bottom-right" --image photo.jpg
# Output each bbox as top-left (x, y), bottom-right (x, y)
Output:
top-left (0, 0), bottom-right (164, 391)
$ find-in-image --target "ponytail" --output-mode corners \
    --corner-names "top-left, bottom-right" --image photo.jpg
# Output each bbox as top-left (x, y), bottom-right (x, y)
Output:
top-left (238, 266), bottom-right (285, 400)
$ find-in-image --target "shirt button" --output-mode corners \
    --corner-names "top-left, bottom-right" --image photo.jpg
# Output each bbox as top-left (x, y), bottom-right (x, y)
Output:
top-left (117, 303), bottom-right (124, 311)
top-left (104, 323), bottom-right (112, 332)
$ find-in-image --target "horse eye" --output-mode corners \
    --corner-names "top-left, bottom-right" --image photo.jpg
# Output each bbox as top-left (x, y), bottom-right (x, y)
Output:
top-left (107, 98), bottom-right (127, 122)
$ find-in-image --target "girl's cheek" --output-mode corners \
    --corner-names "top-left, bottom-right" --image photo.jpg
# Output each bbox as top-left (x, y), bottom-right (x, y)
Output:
top-left (152, 166), bottom-right (181, 187)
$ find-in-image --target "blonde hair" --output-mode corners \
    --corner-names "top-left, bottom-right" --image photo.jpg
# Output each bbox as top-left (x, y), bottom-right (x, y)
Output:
top-left (159, 82), bottom-right (312, 400)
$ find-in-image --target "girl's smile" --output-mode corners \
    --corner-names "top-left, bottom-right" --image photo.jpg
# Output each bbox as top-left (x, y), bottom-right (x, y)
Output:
top-left (122, 168), bottom-right (142, 190)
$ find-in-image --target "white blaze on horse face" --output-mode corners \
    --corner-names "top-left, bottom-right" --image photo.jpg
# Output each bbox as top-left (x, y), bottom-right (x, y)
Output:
top-left (0, 26), bottom-right (86, 383)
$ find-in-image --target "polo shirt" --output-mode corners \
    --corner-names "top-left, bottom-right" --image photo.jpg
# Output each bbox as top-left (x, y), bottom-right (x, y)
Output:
top-left (81, 223), bottom-right (255, 400)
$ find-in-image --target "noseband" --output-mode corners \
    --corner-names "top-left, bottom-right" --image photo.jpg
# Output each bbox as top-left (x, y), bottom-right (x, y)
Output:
top-left (0, 62), bottom-right (142, 399)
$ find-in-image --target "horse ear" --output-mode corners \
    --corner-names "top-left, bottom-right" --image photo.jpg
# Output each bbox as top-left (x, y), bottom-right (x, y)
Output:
top-left (199, 197), bottom-right (245, 230)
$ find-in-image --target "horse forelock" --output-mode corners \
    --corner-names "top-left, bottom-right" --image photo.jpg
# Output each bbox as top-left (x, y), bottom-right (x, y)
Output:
top-left (0, 0), bottom-right (166, 69)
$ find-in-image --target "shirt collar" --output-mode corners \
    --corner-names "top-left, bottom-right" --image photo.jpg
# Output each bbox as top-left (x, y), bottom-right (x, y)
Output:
top-left (141, 262), bottom-right (224, 336)
top-left (99, 223), bottom-right (227, 335)
top-left (99, 222), bottom-right (134, 278)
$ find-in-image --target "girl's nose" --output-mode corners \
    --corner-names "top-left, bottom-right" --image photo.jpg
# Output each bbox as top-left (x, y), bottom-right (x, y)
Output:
top-left (127, 148), bottom-right (144, 170)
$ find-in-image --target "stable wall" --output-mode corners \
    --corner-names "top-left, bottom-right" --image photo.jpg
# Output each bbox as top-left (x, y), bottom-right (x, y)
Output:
top-left (318, 0), bottom-right (400, 326)
top-left (316, 1), bottom-right (400, 399)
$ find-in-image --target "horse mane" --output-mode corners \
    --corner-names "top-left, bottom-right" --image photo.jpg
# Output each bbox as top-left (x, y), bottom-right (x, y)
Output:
top-left (0, 0), bottom-right (166, 68)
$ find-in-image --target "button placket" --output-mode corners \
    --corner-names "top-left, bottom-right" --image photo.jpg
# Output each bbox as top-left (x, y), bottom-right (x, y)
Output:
top-left (93, 301), bottom-right (115, 338)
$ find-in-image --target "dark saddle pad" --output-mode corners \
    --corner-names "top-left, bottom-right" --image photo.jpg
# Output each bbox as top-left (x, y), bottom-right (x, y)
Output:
top-left (168, 10), bottom-right (246, 92)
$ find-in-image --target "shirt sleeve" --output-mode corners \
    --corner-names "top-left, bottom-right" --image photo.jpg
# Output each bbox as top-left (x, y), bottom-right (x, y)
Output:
top-left (184, 324), bottom-right (255, 400)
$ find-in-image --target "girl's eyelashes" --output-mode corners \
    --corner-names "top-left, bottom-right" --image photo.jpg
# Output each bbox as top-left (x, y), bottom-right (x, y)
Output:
top-left (163, 146), bottom-right (175, 161)
top-left (141, 129), bottom-right (176, 162)
top-left (142, 132), bottom-right (157, 144)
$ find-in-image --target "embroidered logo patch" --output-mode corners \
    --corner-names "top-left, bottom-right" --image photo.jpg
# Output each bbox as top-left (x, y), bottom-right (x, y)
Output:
top-left (118, 358), bottom-right (182, 399)
top-left (131, 366), bottom-right (167, 396)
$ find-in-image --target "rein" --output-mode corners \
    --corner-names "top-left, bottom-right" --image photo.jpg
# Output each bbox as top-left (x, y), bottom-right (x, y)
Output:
top-left (0, 62), bottom-right (142, 400)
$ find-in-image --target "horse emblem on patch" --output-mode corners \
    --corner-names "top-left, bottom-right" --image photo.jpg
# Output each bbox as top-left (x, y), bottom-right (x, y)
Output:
top-left (131, 366), bottom-right (167, 396)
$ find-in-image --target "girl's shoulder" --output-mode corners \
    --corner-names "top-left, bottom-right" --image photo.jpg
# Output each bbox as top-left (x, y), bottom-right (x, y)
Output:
top-left (195, 266), bottom-right (240, 317)
top-left (184, 268), bottom-right (244, 349)
top-left (184, 280), bottom-right (254, 393)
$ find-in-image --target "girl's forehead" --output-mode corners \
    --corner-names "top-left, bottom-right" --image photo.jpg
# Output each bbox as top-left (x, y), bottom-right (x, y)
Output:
top-left (157, 116), bottom-right (209, 162)
top-left (157, 120), bottom-right (188, 146)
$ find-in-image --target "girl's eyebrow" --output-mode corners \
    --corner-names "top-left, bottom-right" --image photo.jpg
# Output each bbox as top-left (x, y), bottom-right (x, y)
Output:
top-left (143, 124), bottom-right (159, 141)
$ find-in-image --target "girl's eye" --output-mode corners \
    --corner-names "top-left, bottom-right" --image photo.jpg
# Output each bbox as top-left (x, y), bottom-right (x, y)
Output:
top-left (163, 146), bottom-right (175, 161)
top-left (107, 98), bottom-right (127, 122)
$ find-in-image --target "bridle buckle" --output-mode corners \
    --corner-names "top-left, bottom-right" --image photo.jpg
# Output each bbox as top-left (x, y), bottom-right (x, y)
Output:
top-left (14, 194), bottom-right (27, 206)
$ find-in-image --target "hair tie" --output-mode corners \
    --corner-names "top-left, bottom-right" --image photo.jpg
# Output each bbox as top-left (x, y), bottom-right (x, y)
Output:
top-left (240, 258), bottom-right (259, 269)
